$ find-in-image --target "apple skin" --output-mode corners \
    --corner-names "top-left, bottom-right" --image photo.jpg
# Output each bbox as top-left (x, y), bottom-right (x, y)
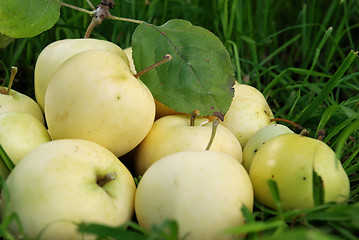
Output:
top-left (0, 139), bottom-right (136, 240)
top-left (45, 49), bottom-right (156, 157)
top-left (222, 83), bottom-right (275, 147)
top-left (34, 38), bottom-right (130, 112)
top-left (0, 87), bottom-right (45, 124)
top-left (242, 124), bottom-right (294, 172)
top-left (249, 134), bottom-right (350, 211)
top-left (135, 150), bottom-right (253, 240)
top-left (134, 114), bottom-right (243, 176)
top-left (0, 112), bottom-right (51, 166)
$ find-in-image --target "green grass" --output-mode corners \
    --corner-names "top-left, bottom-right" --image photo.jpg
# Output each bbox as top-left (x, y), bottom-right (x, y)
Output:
top-left (0, 0), bottom-right (359, 239)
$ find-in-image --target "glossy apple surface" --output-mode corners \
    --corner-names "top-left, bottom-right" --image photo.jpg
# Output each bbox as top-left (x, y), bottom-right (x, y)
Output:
top-left (0, 112), bottom-right (51, 166)
top-left (242, 124), bottom-right (294, 171)
top-left (34, 38), bottom-right (130, 111)
top-left (0, 139), bottom-right (136, 239)
top-left (134, 114), bottom-right (242, 176)
top-left (222, 83), bottom-right (275, 147)
top-left (45, 49), bottom-right (155, 157)
top-left (135, 150), bottom-right (253, 240)
top-left (249, 134), bottom-right (350, 211)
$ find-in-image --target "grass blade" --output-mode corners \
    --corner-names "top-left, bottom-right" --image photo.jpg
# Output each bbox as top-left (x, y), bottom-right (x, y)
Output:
top-left (295, 50), bottom-right (358, 124)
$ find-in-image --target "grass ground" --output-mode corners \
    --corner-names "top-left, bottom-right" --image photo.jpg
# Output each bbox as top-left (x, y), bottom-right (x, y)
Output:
top-left (0, 0), bottom-right (359, 239)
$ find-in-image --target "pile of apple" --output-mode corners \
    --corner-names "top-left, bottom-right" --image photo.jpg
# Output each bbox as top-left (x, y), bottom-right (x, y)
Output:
top-left (0, 38), bottom-right (350, 240)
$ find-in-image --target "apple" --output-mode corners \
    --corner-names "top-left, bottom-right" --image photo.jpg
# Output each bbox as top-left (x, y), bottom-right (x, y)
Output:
top-left (242, 124), bottom-right (294, 171)
top-left (134, 114), bottom-right (243, 176)
top-left (123, 46), bottom-right (182, 119)
top-left (0, 139), bottom-right (136, 239)
top-left (0, 67), bottom-right (44, 124)
top-left (222, 83), bottom-right (275, 147)
top-left (123, 46), bottom-right (137, 74)
top-left (0, 112), bottom-right (51, 166)
top-left (45, 49), bottom-right (156, 157)
top-left (249, 133), bottom-right (350, 211)
top-left (135, 150), bottom-right (253, 240)
top-left (34, 38), bottom-right (131, 112)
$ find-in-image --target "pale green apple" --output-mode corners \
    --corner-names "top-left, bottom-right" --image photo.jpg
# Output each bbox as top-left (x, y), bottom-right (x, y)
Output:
top-left (0, 112), bottom-right (51, 166)
top-left (135, 150), bottom-right (253, 240)
top-left (34, 38), bottom-right (130, 112)
top-left (0, 87), bottom-right (45, 124)
top-left (0, 139), bottom-right (136, 240)
top-left (242, 124), bottom-right (294, 171)
top-left (222, 83), bottom-right (275, 147)
top-left (45, 49), bottom-right (155, 157)
top-left (249, 134), bottom-right (350, 211)
top-left (134, 114), bottom-right (243, 176)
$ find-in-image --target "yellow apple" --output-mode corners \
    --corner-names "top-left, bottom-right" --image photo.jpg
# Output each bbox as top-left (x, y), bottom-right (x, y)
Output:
top-left (135, 150), bottom-right (253, 240)
top-left (134, 114), bottom-right (242, 176)
top-left (45, 49), bottom-right (155, 157)
top-left (249, 134), bottom-right (350, 211)
top-left (34, 38), bottom-right (130, 112)
top-left (222, 83), bottom-right (275, 147)
top-left (0, 139), bottom-right (136, 239)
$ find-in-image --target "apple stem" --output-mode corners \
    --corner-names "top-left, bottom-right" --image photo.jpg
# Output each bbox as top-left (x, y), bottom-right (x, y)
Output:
top-left (1, 66), bottom-right (17, 95)
top-left (300, 129), bottom-right (310, 136)
top-left (190, 110), bottom-right (200, 126)
top-left (270, 118), bottom-right (303, 130)
top-left (59, 0), bottom-right (143, 39)
top-left (84, 0), bottom-right (115, 38)
top-left (133, 54), bottom-right (173, 79)
top-left (205, 117), bottom-right (220, 151)
top-left (97, 172), bottom-right (117, 187)
top-left (317, 129), bottom-right (326, 141)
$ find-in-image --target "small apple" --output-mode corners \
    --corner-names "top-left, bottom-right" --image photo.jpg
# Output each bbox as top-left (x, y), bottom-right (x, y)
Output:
top-left (0, 139), bottom-right (136, 239)
top-left (249, 133), bottom-right (350, 211)
top-left (45, 49), bottom-right (155, 157)
top-left (222, 83), bottom-right (275, 147)
top-left (0, 112), bottom-right (51, 166)
top-left (135, 150), bottom-right (253, 240)
top-left (134, 114), bottom-right (243, 176)
top-left (0, 67), bottom-right (44, 124)
top-left (34, 38), bottom-right (131, 112)
top-left (242, 124), bottom-right (294, 171)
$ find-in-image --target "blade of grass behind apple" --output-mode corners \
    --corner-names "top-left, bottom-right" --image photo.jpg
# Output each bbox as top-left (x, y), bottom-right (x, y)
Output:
top-left (0, 145), bottom-right (14, 172)
top-left (295, 50), bottom-right (358, 125)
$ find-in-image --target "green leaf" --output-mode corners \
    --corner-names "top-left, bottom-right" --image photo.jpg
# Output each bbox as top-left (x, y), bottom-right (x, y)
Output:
top-left (0, 0), bottom-right (61, 38)
top-left (0, 33), bottom-right (13, 48)
top-left (312, 170), bottom-right (325, 206)
top-left (132, 19), bottom-right (235, 118)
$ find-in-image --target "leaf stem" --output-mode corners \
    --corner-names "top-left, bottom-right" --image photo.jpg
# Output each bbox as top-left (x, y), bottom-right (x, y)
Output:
top-left (133, 54), bottom-right (173, 79)
top-left (59, 1), bottom-right (94, 15)
top-left (205, 117), bottom-right (220, 151)
top-left (270, 117), bottom-right (303, 131)
top-left (108, 15), bottom-right (144, 24)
